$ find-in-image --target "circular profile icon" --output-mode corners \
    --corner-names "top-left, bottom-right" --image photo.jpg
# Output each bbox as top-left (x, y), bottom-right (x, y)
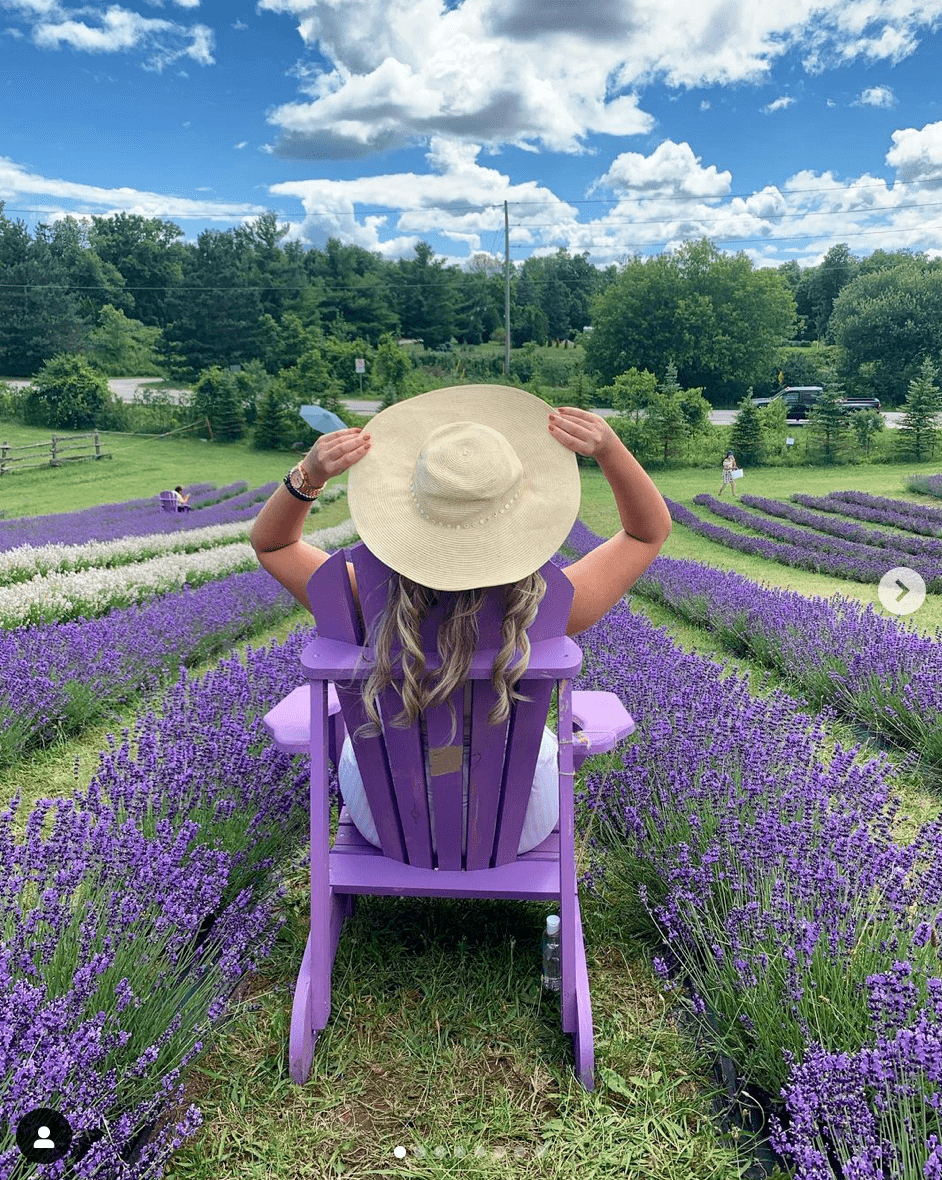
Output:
top-left (878, 566), bottom-right (927, 616)
top-left (15, 1108), bottom-right (73, 1164)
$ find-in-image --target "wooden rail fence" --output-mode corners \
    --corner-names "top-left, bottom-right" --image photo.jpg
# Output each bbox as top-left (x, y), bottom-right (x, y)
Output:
top-left (0, 431), bottom-right (112, 475)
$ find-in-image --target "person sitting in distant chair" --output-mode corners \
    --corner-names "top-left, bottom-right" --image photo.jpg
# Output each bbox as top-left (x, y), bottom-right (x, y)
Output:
top-left (174, 486), bottom-right (191, 511)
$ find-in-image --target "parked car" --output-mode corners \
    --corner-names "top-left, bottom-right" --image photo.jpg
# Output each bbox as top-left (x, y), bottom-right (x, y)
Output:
top-left (751, 386), bottom-right (881, 420)
top-left (751, 386), bottom-right (824, 419)
top-left (839, 396), bottom-right (882, 412)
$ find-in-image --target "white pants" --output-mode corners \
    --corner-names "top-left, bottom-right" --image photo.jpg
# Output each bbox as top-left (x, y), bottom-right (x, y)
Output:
top-left (339, 725), bottom-right (560, 856)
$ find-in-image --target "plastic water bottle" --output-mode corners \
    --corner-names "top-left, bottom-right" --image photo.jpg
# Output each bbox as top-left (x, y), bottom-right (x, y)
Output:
top-left (541, 914), bottom-right (561, 992)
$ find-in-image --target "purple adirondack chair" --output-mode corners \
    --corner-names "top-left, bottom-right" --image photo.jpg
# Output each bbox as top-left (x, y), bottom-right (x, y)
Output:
top-left (262, 542), bottom-right (635, 1090)
top-left (158, 490), bottom-right (191, 514)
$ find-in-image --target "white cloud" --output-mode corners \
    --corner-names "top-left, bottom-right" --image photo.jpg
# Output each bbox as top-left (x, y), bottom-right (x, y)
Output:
top-left (857, 84), bottom-right (896, 107)
top-left (886, 121), bottom-right (942, 182)
top-left (594, 141), bottom-right (731, 197)
top-left (258, 0), bottom-right (942, 159)
top-left (4, 1), bottom-right (213, 69)
top-left (234, 140), bottom-right (247, 149)
top-left (262, 125), bottom-right (942, 268)
top-left (764, 95), bottom-right (795, 113)
top-left (0, 155), bottom-right (268, 221)
top-left (269, 135), bottom-right (580, 258)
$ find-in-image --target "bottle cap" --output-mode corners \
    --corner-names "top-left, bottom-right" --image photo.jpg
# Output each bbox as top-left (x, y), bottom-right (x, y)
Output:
top-left (546, 914), bottom-right (560, 935)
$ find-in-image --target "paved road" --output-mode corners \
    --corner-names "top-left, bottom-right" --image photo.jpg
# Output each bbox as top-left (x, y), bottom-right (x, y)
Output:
top-left (5, 379), bottom-right (905, 428)
top-left (5, 376), bottom-right (191, 404)
top-left (344, 398), bottom-right (906, 430)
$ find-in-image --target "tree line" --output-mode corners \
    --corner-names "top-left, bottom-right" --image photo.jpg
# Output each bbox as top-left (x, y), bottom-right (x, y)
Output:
top-left (0, 205), bottom-right (610, 379)
top-left (2, 201), bottom-right (941, 411)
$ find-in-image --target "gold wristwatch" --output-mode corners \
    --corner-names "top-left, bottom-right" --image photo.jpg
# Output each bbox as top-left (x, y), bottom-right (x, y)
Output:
top-left (284, 463), bottom-right (324, 502)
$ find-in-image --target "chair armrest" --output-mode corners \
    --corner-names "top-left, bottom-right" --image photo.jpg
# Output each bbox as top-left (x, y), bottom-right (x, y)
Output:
top-left (263, 683), bottom-right (342, 754)
top-left (571, 691), bottom-right (634, 768)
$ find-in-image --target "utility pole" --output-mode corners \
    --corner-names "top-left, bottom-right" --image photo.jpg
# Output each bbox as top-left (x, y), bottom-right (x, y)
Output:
top-left (504, 200), bottom-right (511, 377)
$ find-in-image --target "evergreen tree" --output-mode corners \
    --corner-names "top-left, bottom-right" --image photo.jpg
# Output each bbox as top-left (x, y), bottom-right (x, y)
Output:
top-left (252, 384), bottom-right (288, 451)
top-left (808, 383), bottom-right (850, 465)
top-left (896, 356), bottom-right (942, 461)
top-left (161, 229), bottom-right (264, 376)
top-left (0, 206), bottom-right (86, 376)
top-left (568, 370), bottom-right (595, 410)
top-left (728, 392), bottom-right (766, 466)
top-left (191, 366), bottom-right (245, 441)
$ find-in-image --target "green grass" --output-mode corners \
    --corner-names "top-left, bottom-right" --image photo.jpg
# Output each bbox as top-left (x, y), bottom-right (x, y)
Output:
top-left (0, 419), bottom-right (361, 520)
top-left (5, 442), bottom-right (942, 1177)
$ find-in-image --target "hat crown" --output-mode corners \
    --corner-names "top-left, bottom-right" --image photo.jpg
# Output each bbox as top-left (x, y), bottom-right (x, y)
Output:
top-left (412, 421), bottom-right (524, 529)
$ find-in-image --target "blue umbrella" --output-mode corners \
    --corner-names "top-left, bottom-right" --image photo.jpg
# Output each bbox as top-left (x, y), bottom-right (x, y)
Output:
top-left (299, 404), bottom-right (348, 435)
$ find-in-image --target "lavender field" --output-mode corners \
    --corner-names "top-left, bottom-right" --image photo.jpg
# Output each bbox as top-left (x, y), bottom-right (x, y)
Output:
top-left (2, 477), bottom-right (942, 1179)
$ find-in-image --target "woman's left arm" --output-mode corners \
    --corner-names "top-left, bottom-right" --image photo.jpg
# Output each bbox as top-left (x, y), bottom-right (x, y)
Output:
top-left (250, 427), bottom-right (371, 611)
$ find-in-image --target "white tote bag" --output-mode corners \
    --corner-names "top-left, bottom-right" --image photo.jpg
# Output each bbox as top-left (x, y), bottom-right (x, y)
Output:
top-left (731, 467), bottom-right (744, 480)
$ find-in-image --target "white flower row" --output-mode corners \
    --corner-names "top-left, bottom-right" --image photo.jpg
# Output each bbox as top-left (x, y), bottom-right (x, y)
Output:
top-left (0, 519), bottom-right (360, 627)
top-left (0, 485), bottom-right (348, 587)
top-left (0, 520), bottom-right (254, 587)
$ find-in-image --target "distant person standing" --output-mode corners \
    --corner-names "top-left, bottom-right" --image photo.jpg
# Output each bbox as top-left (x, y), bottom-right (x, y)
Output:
top-left (718, 452), bottom-right (738, 499)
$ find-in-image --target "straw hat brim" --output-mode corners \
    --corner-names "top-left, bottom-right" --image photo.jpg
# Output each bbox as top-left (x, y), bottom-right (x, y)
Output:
top-left (347, 385), bottom-right (581, 591)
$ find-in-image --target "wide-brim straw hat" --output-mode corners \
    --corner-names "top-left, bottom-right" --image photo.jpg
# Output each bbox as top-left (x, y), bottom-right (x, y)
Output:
top-left (346, 385), bottom-right (581, 591)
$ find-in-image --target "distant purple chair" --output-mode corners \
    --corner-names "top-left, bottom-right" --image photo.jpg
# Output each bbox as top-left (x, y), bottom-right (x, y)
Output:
top-left (158, 490), bottom-right (191, 514)
top-left (262, 542), bottom-right (635, 1089)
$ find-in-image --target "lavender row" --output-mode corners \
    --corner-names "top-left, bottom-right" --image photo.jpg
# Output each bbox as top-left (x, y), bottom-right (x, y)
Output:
top-left (793, 491), bottom-right (942, 539)
top-left (0, 566), bottom-right (301, 770)
top-left (738, 492), bottom-right (942, 561)
top-left (665, 496), bottom-right (942, 593)
top-left (1, 633), bottom-right (313, 1179)
top-left (566, 518), bottom-right (942, 771)
top-left (831, 488), bottom-right (942, 525)
top-left (0, 481), bottom-right (227, 549)
top-left (0, 482), bottom-right (272, 551)
top-left (573, 579), bottom-right (942, 1177)
top-left (694, 493), bottom-right (942, 585)
top-left (906, 473), bottom-right (942, 500)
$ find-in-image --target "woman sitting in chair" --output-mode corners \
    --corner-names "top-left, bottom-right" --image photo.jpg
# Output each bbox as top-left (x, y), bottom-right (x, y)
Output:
top-left (250, 385), bottom-right (671, 854)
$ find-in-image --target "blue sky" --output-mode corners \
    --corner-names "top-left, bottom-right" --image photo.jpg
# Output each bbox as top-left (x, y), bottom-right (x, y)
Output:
top-left (3, 0), bottom-right (942, 270)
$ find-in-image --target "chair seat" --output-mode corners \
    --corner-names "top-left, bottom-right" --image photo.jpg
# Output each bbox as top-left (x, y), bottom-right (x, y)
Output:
top-left (330, 806), bottom-right (561, 898)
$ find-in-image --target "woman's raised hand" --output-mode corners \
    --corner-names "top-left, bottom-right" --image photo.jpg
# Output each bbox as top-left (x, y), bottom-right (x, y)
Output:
top-left (302, 427), bottom-right (371, 486)
top-left (547, 406), bottom-right (619, 461)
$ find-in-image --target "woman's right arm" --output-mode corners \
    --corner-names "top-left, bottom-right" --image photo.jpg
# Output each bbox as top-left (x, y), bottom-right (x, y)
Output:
top-left (548, 407), bottom-right (672, 636)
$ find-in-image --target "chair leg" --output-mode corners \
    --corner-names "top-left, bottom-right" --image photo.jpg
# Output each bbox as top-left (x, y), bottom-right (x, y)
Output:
top-left (571, 907), bottom-right (595, 1090)
top-left (560, 895), bottom-right (595, 1090)
top-left (288, 887), bottom-right (349, 1084)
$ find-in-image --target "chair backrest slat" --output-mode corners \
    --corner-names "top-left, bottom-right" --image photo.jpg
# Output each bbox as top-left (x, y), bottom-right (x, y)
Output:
top-left (423, 683), bottom-right (467, 870)
top-left (307, 544), bottom-right (575, 869)
top-left (465, 679), bottom-right (509, 869)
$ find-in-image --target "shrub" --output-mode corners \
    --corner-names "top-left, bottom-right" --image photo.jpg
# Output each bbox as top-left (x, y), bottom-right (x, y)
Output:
top-left (23, 354), bottom-right (126, 431)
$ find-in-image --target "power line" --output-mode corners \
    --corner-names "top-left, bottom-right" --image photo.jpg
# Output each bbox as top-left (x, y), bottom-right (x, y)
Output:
top-left (4, 175), bottom-right (942, 221)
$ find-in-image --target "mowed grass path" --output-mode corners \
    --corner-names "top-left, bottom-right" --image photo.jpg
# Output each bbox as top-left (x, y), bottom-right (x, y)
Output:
top-left (3, 432), bottom-right (941, 1178)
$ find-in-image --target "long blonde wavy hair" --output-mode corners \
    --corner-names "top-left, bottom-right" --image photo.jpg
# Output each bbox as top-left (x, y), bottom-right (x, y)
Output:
top-left (351, 569), bottom-right (548, 744)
